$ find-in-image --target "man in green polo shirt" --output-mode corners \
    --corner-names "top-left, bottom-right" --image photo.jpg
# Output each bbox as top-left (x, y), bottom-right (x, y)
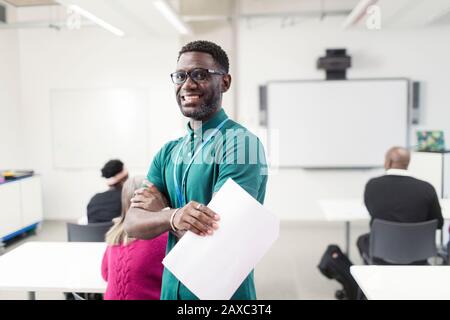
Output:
top-left (125, 40), bottom-right (267, 300)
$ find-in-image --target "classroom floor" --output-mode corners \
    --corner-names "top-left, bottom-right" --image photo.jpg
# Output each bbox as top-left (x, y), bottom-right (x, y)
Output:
top-left (0, 220), bottom-right (369, 300)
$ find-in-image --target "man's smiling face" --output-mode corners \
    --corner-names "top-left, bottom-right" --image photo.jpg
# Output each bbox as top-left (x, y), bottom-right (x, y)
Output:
top-left (175, 51), bottom-right (224, 121)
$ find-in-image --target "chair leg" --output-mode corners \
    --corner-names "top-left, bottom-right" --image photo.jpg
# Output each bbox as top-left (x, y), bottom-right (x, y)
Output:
top-left (356, 287), bottom-right (366, 300)
top-left (447, 242), bottom-right (450, 265)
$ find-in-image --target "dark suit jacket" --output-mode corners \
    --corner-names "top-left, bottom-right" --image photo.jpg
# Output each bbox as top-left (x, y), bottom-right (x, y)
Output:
top-left (364, 174), bottom-right (443, 229)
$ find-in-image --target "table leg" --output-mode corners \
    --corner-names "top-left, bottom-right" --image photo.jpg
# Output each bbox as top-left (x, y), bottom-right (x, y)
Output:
top-left (28, 291), bottom-right (36, 300)
top-left (345, 221), bottom-right (350, 258)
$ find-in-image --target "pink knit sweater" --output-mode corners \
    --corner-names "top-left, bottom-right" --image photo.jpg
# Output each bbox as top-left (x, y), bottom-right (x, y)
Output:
top-left (101, 233), bottom-right (168, 300)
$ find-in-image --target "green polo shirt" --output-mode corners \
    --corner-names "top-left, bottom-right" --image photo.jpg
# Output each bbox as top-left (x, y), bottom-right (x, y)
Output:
top-left (147, 108), bottom-right (268, 300)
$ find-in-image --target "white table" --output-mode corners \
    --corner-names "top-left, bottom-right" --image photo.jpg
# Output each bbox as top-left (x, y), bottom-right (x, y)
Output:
top-left (351, 265), bottom-right (450, 300)
top-left (319, 198), bottom-right (450, 257)
top-left (0, 241), bottom-right (107, 299)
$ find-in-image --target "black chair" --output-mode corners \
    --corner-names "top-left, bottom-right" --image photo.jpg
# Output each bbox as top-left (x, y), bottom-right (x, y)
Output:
top-left (66, 222), bottom-right (113, 242)
top-left (368, 219), bottom-right (438, 265)
top-left (65, 221), bottom-right (112, 300)
top-left (71, 292), bottom-right (86, 300)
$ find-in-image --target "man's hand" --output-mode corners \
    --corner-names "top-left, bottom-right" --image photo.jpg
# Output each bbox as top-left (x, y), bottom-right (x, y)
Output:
top-left (130, 180), bottom-right (169, 212)
top-left (173, 201), bottom-right (220, 236)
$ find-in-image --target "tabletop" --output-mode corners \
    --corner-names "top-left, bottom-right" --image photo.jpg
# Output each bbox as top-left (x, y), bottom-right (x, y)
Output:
top-left (320, 198), bottom-right (450, 221)
top-left (351, 265), bottom-right (450, 300)
top-left (0, 241), bottom-right (107, 293)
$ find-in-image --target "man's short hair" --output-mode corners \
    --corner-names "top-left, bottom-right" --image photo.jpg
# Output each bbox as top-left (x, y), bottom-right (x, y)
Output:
top-left (101, 159), bottom-right (124, 178)
top-left (178, 40), bottom-right (229, 73)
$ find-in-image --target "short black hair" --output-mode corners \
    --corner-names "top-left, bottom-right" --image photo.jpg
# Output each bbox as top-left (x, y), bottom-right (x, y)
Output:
top-left (178, 40), bottom-right (229, 73)
top-left (101, 159), bottom-right (124, 178)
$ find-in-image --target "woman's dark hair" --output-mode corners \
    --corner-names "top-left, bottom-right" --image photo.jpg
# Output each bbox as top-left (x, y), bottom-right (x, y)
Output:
top-left (101, 159), bottom-right (124, 178)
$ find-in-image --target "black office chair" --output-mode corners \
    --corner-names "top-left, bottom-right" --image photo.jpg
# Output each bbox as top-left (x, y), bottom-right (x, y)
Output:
top-left (66, 221), bottom-right (113, 300)
top-left (368, 219), bottom-right (438, 265)
top-left (66, 222), bottom-right (113, 242)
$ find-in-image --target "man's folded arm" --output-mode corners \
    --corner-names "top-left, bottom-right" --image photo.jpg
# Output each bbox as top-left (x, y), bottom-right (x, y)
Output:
top-left (124, 207), bottom-right (173, 239)
top-left (124, 207), bottom-right (187, 240)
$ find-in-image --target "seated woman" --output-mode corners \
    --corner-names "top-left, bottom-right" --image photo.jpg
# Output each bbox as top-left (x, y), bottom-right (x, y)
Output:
top-left (101, 176), bottom-right (168, 300)
top-left (87, 159), bottom-right (128, 223)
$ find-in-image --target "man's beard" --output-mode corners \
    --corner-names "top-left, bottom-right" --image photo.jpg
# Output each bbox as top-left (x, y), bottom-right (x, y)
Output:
top-left (179, 92), bottom-right (221, 121)
top-left (181, 103), bottom-right (216, 120)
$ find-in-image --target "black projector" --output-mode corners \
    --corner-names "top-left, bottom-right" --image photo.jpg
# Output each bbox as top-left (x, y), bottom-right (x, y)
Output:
top-left (317, 49), bottom-right (352, 80)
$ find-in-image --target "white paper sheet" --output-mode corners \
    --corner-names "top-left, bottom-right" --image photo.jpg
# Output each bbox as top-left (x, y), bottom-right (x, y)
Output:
top-left (162, 178), bottom-right (280, 300)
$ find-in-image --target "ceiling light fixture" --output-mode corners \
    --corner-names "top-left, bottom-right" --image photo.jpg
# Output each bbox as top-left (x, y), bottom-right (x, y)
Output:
top-left (153, 0), bottom-right (192, 35)
top-left (68, 4), bottom-right (125, 37)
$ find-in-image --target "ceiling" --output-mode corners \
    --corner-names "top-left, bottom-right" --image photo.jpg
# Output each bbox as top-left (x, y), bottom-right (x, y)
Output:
top-left (3, 0), bottom-right (56, 6)
top-left (375, 0), bottom-right (450, 27)
top-left (1, 0), bottom-right (449, 35)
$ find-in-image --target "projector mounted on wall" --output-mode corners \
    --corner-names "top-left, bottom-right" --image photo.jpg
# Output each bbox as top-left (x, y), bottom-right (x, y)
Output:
top-left (317, 49), bottom-right (352, 80)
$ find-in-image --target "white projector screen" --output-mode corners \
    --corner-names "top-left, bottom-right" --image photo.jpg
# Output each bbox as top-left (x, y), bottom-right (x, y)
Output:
top-left (265, 79), bottom-right (409, 168)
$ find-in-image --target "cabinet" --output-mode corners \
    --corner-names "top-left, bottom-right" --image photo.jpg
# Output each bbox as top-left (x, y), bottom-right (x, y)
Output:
top-left (0, 176), bottom-right (43, 244)
top-left (409, 151), bottom-right (450, 198)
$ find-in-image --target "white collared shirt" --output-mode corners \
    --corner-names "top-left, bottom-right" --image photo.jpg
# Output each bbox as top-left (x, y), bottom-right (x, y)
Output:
top-left (385, 168), bottom-right (411, 177)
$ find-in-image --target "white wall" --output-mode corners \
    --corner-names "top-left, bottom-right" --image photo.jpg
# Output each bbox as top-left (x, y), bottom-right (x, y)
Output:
top-left (238, 17), bottom-right (450, 219)
top-left (17, 25), bottom-right (182, 220)
top-left (11, 3), bottom-right (450, 221)
top-left (0, 5), bottom-right (23, 169)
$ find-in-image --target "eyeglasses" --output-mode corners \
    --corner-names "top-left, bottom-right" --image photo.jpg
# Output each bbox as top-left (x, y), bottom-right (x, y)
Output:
top-left (170, 68), bottom-right (226, 85)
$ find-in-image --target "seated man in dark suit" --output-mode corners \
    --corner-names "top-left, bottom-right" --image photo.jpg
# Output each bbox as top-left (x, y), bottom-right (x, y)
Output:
top-left (357, 146), bottom-right (443, 264)
top-left (87, 159), bottom-right (129, 223)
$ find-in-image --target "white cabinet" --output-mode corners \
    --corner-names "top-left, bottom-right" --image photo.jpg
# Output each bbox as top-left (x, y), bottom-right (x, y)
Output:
top-left (0, 181), bottom-right (22, 239)
top-left (409, 152), bottom-right (450, 198)
top-left (20, 176), bottom-right (43, 227)
top-left (0, 176), bottom-right (43, 243)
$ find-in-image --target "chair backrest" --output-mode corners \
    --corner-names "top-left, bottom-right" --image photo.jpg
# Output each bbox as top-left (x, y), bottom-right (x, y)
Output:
top-left (66, 222), bottom-right (113, 242)
top-left (369, 219), bottom-right (438, 264)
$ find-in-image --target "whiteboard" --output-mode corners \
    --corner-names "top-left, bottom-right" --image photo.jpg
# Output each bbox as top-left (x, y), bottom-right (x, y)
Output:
top-left (265, 79), bottom-right (409, 168)
top-left (50, 88), bottom-right (150, 169)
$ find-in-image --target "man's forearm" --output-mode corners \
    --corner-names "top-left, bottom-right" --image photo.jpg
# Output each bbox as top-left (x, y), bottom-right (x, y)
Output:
top-left (124, 207), bottom-right (173, 239)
